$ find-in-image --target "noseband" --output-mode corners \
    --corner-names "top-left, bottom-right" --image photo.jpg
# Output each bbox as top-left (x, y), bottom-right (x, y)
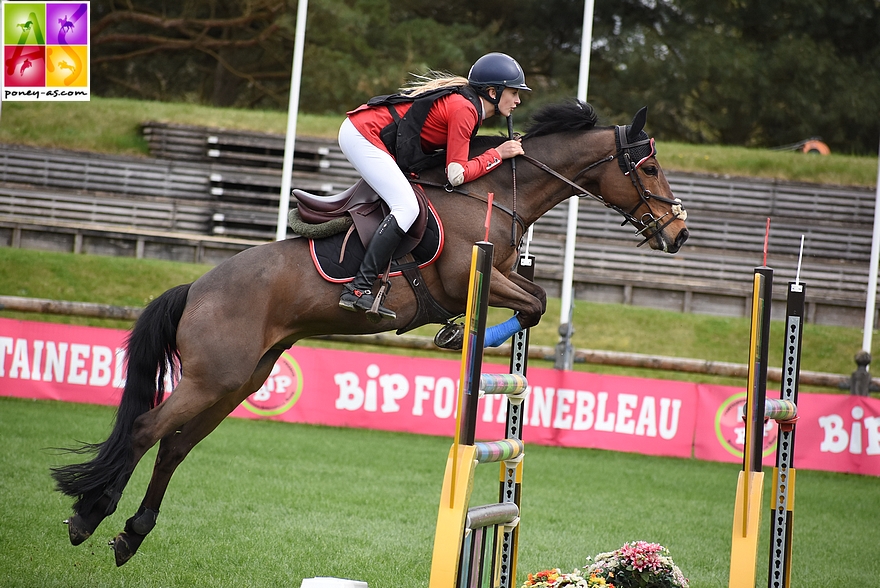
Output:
top-left (521, 125), bottom-right (687, 247)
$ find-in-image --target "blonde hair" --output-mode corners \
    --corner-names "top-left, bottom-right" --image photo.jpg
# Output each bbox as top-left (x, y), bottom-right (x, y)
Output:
top-left (399, 71), bottom-right (469, 97)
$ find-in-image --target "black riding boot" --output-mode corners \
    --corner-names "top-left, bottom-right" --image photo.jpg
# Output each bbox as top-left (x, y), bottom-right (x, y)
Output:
top-left (339, 213), bottom-right (405, 321)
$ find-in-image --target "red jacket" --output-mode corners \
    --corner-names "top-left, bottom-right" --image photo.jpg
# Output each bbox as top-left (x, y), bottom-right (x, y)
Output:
top-left (348, 93), bottom-right (502, 184)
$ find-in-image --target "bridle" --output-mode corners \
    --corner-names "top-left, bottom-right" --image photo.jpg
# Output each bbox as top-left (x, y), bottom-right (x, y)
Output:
top-left (520, 126), bottom-right (687, 247)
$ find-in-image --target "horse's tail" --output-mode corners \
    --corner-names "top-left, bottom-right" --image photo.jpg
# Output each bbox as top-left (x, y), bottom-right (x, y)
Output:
top-left (51, 283), bottom-right (192, 514)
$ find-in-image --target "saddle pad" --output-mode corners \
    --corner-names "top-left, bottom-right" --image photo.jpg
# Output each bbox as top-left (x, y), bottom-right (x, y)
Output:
top-left (310, 201), bottom-right (444, 283)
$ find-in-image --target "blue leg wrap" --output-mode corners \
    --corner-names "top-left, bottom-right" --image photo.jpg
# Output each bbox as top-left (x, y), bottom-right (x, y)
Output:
top-left (484, 315), bottom-right (523, 348)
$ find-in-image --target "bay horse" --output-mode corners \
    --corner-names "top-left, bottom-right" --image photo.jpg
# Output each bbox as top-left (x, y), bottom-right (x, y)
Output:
top-left (51, 101), bottom-right (689, 566)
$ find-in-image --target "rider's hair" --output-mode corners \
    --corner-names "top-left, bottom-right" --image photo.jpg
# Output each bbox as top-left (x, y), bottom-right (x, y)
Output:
top-left (399, 71), bottom-right (469, 97)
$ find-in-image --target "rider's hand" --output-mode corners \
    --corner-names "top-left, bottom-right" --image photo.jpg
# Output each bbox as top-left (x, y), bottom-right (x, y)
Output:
top-left (496, 138), bottom-right (524, 160)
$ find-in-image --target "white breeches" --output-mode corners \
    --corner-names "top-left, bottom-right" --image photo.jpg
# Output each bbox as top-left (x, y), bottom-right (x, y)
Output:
top-left (338, 118), bottom-right (419, 232)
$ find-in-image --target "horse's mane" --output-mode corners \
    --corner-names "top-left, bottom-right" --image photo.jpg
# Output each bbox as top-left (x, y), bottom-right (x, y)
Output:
top-left (522, 100), bottom-right (598, 138)
top-left (467, 99), bottom-right (599, 152)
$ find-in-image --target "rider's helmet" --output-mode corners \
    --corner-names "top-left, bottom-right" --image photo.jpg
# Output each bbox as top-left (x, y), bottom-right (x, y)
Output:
top-left (467, 52), bottom-right (531, 115)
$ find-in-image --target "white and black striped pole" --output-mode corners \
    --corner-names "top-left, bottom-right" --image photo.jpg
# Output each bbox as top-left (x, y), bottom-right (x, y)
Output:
top-left (767, 240), bottom-right (806, 588)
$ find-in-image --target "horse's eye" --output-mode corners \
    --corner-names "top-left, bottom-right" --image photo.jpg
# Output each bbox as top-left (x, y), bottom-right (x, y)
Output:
top-left (642, 165), bottom-right (658, 176)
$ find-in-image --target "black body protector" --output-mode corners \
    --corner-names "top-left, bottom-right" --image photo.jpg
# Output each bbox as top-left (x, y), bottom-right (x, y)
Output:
top-left (368, 85), bottom-right (484, 174)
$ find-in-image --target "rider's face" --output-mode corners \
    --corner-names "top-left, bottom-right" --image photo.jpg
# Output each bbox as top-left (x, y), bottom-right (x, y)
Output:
top-left (487, 87), bottom-right (522, 118)
top-left (496, 88), bottom-right (521, 117)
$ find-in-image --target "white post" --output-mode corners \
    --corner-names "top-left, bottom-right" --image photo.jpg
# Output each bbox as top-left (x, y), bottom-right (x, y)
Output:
top-left (275, 0), bottom-right (309, 242)
top-left (556, 0), bottom-right (595, 368)
top-left (861, 137), bottom-right (880, 355)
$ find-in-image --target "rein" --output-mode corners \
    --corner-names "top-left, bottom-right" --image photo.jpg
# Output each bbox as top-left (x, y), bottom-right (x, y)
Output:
top-left (412, 127), bottom-right (686, 249)
top-left (411, 178), bottom-right (528, 239)
top-left (520, 143), bottom-right (684, 248)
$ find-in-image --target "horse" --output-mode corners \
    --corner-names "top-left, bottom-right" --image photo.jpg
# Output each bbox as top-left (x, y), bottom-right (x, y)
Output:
top-left (51, 100), bottom-right (689, 566)
top-left (58, 17), bottom-right (75, 34)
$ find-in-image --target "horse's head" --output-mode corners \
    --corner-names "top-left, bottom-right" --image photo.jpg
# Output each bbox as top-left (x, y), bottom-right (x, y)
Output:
top-left (602, 107), bottom-right (689, 253)
top-left (522, 102), bottom-right (689, 253)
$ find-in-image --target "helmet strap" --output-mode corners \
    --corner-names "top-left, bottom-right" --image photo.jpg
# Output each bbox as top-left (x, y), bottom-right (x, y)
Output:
top-left (484, 85), bottom-right (503, 116)
top-left (470, 84), bottom-right (508, 117)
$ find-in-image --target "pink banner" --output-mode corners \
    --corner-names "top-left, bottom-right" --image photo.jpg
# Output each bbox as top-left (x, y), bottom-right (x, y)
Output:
top-left (3, 317), bottom-right (879, 476)
top-left (694, 384), bottom-right (880, 476)
top-left (225, 347), bottom-right (699, 459)
top-left (0, 318), bottom-right (126, 406)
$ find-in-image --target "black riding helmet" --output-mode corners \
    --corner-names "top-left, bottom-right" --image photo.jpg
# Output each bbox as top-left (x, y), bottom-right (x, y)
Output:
top-left (467, 52), bottom-right (531, 116)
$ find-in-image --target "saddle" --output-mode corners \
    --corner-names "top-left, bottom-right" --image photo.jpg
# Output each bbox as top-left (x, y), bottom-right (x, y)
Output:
top-left (290, 180), bottom-right (456, 334)
top-left (293, 179), bottom-right (429, 259)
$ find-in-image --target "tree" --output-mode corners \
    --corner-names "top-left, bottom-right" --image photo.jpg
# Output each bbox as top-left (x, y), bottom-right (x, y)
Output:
top-left (90, 0), bottom-right (486, 111)
top-left (91, 0), bottom-right (293, 107)
top-left (582, 0), bottom-right (880, 153)
top-left (88, 0), bottom-right (880, 153)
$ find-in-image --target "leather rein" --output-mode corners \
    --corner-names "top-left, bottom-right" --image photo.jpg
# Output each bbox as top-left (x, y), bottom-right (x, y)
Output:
top-left (412, 130), bottom-right (686, 248)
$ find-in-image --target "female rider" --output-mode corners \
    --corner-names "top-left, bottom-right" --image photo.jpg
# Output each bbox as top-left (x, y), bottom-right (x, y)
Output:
top-left (337, 52), bottom-right (530, 320)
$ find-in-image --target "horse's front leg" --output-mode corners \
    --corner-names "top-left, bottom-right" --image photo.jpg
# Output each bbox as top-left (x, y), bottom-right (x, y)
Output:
top-left (507, 271), bottom-right (547, 317)
top-left (481, 267), bottom-right (547, 348)
top-left (488, 267), bottom-right (545, 329)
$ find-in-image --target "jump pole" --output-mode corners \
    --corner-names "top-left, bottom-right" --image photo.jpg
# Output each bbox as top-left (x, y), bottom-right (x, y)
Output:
top-left (728, 261), bottom-right (773, 588)
top-left (767, 278), bottom-right (805, 588)
top-left (497, 249), bottom-right (534, 587)
top-left (729, 225), bottom-right (804, 588)
top-left (429, 237), bottom-right (531, 588)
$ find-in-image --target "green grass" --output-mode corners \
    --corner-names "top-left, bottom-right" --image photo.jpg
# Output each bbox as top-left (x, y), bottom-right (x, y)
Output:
top-left (1, 396), bottom-right (878, 588)
top-left (0, 97), bottom-right (342, 156)
top-left (0, 246), bottom-right (875, 392)
top-left (658, 141), bottom-right (878, 187)
top-left (0, 247), bottom-right (211, 329)
top-left (0, 97), bottom-right (875, 187)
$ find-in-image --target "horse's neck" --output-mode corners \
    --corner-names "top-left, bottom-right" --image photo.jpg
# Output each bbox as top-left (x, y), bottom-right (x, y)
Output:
top-left (514, 131), bottom-right (610, 225)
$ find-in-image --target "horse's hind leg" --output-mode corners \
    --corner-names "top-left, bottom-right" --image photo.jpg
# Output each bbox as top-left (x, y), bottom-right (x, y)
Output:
top-left (64, 488), bottom-right (124, 546)
top-left (110, 349), bottom-right (285, 566)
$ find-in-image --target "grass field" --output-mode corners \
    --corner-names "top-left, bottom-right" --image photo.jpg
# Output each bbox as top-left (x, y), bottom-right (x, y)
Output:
top-left (1, 396), bottom-right (878, 588)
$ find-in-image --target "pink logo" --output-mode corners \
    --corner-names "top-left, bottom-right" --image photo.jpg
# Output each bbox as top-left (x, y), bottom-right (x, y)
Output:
top-left (714, 392), bottom-right (778, 459)
top-left (241, 352), bottom-right (303, 416)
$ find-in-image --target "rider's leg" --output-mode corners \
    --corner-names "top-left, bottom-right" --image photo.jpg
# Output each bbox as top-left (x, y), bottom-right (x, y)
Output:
top-left (339, 214), bottom-right (407, 319)
top-left (337, 118), bottom-right (418, 320)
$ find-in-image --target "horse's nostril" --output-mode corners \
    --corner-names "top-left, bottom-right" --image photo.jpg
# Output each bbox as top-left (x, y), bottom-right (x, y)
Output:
top-left (675, 228), bottom-right (690, 249)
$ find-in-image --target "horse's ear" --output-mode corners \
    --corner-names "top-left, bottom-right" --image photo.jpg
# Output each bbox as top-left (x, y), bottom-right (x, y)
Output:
top-left (628, 107), bottom-right (648, 140)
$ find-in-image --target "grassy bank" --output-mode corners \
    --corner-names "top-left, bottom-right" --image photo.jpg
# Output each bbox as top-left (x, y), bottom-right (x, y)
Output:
top-left (1, 246), bottom-right (875, 391)
top-left (0, 97), bottom-right (876, 187)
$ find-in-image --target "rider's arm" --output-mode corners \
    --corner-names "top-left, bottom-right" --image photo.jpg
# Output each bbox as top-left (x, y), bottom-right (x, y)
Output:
top-left (423, 94), bottom-right (503, 187)
top-left (443, 103), bottom-right (502, 187)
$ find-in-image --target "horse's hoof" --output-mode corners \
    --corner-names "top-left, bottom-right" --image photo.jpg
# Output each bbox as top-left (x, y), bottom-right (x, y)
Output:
top-left (110, 533), bottom-right (138, 567)
top-left (64, 514), bottom-right (92, 546)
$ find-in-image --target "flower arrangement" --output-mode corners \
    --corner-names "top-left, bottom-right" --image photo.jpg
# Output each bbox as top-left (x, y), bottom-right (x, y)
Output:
top-left (521, 568), bottom-right (588, 587)
top-left (583, 541), bottom-right (689, 588)
top-left (522, 542), bottom-right (688, 588)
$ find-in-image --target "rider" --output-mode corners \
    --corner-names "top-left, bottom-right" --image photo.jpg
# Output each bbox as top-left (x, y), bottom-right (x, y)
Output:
top-left (337, 52), bottom-right (530, 320)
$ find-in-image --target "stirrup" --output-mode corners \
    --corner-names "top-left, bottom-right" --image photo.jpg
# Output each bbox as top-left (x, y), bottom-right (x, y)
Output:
top-left (366, 276), bottom-right (395, 321)
top-left (339, 284), bottom-right (396, 322)
top-left (434, 321), bottom-right (464, 350)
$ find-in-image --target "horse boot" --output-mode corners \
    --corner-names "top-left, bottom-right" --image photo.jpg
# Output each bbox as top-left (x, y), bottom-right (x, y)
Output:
top-left (339, 213), bottom-right (405, 321)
